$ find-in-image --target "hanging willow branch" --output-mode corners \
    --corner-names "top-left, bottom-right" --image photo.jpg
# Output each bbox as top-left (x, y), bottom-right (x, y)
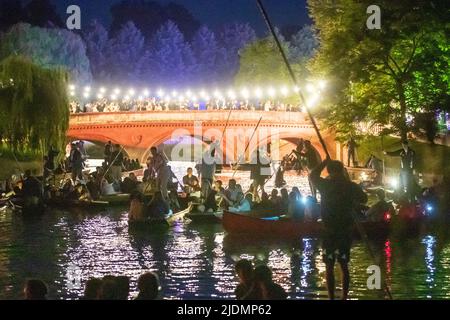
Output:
top-left (0, 55), bottom-right (69, 155)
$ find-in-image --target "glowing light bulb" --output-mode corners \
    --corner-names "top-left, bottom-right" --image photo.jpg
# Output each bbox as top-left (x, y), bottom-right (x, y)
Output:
top-left (143, 89), bottom-right (150, 97)
top-left (157, 89), bottom-right (164, 97)
top-left (241, 88), bottom-right (250, 99)
top-left (255, 87), bottom-right (263, 98)
top-left (114, 88), bottom-right (121, 95)
top-left (68, 84), bottom-right (76, 91)
top-left (99, 87), bottom-right (106, 93)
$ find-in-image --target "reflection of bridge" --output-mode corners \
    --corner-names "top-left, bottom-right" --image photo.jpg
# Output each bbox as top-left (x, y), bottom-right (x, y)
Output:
top-left (67, 111), bottom-right (337, 163)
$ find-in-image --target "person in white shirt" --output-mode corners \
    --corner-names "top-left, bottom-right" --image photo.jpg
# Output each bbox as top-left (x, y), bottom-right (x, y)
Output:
top-left (221, 192), bottom-right (253, 213)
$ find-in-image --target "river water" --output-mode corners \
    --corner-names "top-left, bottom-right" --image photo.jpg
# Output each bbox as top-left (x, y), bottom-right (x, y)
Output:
top-left (1, 163), bottom-right (449, 300)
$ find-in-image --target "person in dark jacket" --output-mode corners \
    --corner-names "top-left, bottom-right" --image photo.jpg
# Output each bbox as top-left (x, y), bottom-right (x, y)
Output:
top-left (310, 158), bottom-right (368, 300)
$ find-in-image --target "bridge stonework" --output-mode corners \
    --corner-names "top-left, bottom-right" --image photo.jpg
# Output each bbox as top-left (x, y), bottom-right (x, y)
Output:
top-left (67, 111), bottom-right (337, 163)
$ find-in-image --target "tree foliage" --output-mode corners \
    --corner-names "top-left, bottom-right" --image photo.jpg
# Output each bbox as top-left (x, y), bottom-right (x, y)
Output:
top-left (308, 0), bottom-right (449, 141)
top-left (0, 56), bottom-right (69, 153)
top-left (147, 20), bottom-right (196, 87)
top-left (0, 23), bottom-right (92, 85)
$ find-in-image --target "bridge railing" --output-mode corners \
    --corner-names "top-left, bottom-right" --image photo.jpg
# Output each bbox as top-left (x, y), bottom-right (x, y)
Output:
top-left (69, 110), bottom-right (312, 126)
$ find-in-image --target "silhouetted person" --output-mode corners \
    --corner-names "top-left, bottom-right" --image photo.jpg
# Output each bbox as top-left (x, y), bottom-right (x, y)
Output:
top-left (115, 276), bottom-right (130, 300)
top-left (99, 276), bottom-right (119, 300)
top-left (234, 259), bottom-right (255, 300)
top-left (24, 279), bottom-right (48, 300)
top-left (310, 158), bottom-right (367, 300)
top-left (82, 278), bottom-right (102, 300)
top-left (384, 140), bottom-right (416, 202)
top-left (253, 265), bottom-right (287, 300)
top-left (104, 141), bottom-right (112, 166)
top-left (135, 272), bottom-right (160, 300)
top-left (346, 137), bottom-right (358, 167)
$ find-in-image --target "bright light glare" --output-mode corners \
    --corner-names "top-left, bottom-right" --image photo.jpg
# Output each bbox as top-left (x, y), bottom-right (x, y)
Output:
top-left (128, 88), bottom-right (135, 96)
top-left (143, 89), bottom-right (150, 97)
top-left (84, 86), bottom-right (91, 92)
top-left (281, 86), bottom-right (289, 96)
top-left (186, 90), bottom-right (193, 98)
top-left (68, 84), bottom-right (76, 91)
top-left (389, 177), bottom-right (399, 189)
top-left (306, 83), bottom-right (315, 93)
top-left (318, 80), bottom-right (327, 90)
top-left (301, 197), bottom-right (307, 204)
top-left (268, 87), bottom-right (276, 97)
top-left (241, 88), bottom-right (250, 99)
top-left (83, 92), bottom-right (90, 98)
top-left (114, 88), bottom-right (121, 95)
top-left (157, 89), bottom-right (164, 97)
top-left (99, 87), bottom-right (106, 93)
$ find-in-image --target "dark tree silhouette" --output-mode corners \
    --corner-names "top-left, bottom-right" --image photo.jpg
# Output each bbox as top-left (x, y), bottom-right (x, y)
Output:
top-left (0, 0), bottom-right (24, 32)
top-left (22, 0), bottom-right (63, 28)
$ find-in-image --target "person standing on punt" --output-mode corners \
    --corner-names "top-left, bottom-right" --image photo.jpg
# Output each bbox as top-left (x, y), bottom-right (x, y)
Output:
top-left (310, 158), bottom-right (367, 300)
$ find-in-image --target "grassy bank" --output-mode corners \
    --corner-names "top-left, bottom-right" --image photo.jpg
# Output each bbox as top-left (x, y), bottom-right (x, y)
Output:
top-left (357, 136), bottom-right (450, 182)
top-left (0, 146), bottom-right (42, 180)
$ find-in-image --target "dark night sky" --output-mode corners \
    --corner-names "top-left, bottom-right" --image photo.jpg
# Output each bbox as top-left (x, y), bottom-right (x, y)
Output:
top-left (53, 0), bottom-right (311, 35)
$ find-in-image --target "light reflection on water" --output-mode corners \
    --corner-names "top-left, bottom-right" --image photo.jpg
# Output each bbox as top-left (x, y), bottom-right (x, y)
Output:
top-left (1, 205), bottom-right (450, 299)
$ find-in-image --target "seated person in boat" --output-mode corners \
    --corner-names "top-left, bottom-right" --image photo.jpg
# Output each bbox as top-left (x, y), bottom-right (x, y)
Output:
top-left (61, 179), bottom-right (74, 198)
top-left (22, 170), bottom-right (43, 200)
top-left (253, 265), bottom-right (287, 300)
top-left (223, 179), bottom-right (240, 207)
top-left (86, 174), bottom-right (100, 200)
top-left (201, 186), bottom-right (218, 213)
top-left (226, 192), bottom-right (252, 213)
top-left (287, 190), bottom-right (305, 220)
top-left (146, 191), bottom-right (170, 219)
top-left (280, 188), bottom-right (289, 212)
top-left (214, 180), bottom-right (225, 194)
top-left (234, 259), bottom-right (256, 300)
top-left (101, 176), bottom-right (118, 196)
top-left (182, 167), bottom-right (200, 193)
top-left (365, 189), bottom-right (395, 222)
top-left (253, 191), bottom-right (271, 210)
top-left (121, 173), bottom-right (139, 194)
top-left (269, 189), bottom-right (281, 209)
top-left (129, 191), bottom-right (145, 222)
top-left (67, 183), bottom-right (92, 201)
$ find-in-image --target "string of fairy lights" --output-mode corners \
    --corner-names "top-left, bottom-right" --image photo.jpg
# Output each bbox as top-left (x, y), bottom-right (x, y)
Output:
top-left (68, 80), bottom-right (327, 105)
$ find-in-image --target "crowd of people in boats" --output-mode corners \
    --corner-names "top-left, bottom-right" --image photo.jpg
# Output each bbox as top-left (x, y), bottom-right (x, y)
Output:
top-left (69, 97), bottom-right (304, 114)
top-left (19, 259), bottom-right (286, 300)
top-left (0, 137), bottom-right (446, 227)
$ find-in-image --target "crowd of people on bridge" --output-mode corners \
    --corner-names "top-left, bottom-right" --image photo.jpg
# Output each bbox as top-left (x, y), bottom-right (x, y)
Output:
top-left (69, 97), bottom-right (303, 114)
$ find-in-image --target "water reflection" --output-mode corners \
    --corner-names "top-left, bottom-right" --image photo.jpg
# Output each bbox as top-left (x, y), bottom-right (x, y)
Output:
top-left (1, 207), bottom-right (450, 299)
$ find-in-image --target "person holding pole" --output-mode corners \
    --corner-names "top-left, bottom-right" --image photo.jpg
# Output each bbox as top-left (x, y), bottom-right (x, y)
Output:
top-left (148, 146), bottom-right (171, 201)
top-left (310, 158), bottom-right (367, 300)
top-left (383, 140), bottom-right (416, 202)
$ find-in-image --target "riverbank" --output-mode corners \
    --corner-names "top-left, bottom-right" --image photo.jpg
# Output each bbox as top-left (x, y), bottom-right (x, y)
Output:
top-left (0, 146), bottom-right (42, 180)
top-left (357, 136), bottom-right (449, 184)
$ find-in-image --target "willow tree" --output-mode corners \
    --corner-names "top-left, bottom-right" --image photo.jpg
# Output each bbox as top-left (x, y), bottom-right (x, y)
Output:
top-left (0, 55), bottom-right (69, 154)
